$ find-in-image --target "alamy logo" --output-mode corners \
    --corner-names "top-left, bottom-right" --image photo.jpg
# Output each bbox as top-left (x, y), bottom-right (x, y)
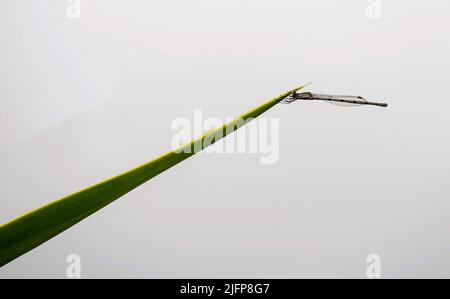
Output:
top-left (366, 254), bottom-right (382, 279)
top-left (366, 0), bottom-right (382, 19)
top-left (66, 254), bottom-right (81, 278)
top-left (66, 0), bottom-right (81, 19)
top-left (171, 110), bottom-right (280, 165)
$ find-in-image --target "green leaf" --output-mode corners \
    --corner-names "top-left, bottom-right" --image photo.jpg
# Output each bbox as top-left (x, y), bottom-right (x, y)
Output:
top-left (0, 85), bottom-right (308, 267)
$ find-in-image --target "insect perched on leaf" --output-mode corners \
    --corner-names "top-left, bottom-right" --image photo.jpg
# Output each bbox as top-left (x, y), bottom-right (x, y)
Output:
top-left (281, 91), bottom-right (388, 107)
top-left (0, 84), bottom-right (388, 268)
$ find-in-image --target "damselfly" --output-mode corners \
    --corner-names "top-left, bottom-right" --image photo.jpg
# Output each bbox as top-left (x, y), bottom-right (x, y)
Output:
top-left (281, 92), bottom-right (388, 108)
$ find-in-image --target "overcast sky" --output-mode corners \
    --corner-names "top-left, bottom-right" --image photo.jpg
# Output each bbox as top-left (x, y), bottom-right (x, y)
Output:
top-left (1, 0), bottom-right (449, 278)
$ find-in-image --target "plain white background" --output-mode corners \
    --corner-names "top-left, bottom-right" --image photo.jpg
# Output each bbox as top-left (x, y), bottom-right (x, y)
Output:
top-left (1, 0), bottom-right (449, 278)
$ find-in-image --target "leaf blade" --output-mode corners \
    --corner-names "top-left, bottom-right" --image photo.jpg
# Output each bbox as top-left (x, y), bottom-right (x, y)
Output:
top-left (0, 85), bottom-right (308, 267)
